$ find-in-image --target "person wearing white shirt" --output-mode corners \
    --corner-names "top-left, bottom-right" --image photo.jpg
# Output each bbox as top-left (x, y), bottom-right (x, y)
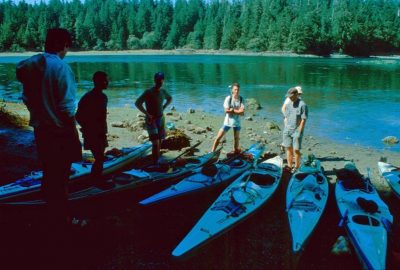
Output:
top-left (211, 83), bottom-right (245, 153)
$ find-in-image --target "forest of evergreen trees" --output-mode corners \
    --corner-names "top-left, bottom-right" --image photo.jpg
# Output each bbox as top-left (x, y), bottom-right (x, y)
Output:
top-left (1, 0), bottom-right (400, 56)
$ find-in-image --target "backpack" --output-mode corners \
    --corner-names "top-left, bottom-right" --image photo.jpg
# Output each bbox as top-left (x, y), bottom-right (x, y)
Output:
top-left (227, 95), bottom-right (243, 109)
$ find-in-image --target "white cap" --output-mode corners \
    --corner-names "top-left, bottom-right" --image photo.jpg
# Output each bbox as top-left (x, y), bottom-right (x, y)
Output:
top-left (295, 86), bottom-right (302, 94)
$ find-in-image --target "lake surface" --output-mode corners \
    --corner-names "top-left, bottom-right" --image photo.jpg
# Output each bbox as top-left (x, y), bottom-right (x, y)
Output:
top-left (0, 54), bottom-right (399, 151)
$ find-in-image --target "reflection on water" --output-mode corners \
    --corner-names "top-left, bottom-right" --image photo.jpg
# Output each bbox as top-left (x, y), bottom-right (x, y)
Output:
top-left (0, 55), bottom-right (399, 151)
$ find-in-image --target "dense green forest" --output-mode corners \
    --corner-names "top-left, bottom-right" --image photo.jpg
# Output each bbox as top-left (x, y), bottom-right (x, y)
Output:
top-left (1, 0), bottom-right (400, 56)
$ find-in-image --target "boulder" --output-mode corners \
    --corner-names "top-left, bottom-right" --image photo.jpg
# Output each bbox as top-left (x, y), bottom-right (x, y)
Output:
top-left (266, 121), bottom-right (281, 131)
top-left (186, 125), bottom-right (196, 132)
top-left (382, 136), bottom-right (399, 145)
top-left (107, 134), bottom-right (119, 141)
top-left (0, 104), bottom-right (29, 128)
top-left (193, 127), bottom-right (207, 134)
top-left (127, 120), bottom-right (146, 132)
top-left (137, 134), bottom-right (147, 141)
top-left (111, 121), bottom-right (125, 128)
top-left (188, 108), bottom-right (195, 114)
top-left (170, 115), bottom-right (182, 122)
top-left (245, 98), bottom-right (262, 110)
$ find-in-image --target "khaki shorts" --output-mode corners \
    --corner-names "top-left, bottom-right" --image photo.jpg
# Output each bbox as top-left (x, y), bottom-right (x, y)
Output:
top-left (282, 128), bottom-right (303, 150)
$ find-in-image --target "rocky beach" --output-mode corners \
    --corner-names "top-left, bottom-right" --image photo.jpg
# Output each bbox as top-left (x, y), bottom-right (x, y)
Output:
top-left (0, 101), bottom-right (399, 270)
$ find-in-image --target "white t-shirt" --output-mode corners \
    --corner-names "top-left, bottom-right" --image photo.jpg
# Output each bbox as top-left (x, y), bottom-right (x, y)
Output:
top-left (223, 95), bottom-right (244, 127)
top-left (283, 97), bottom-right (291, 107)
top-left (282, 97), bottom-right (302, 113)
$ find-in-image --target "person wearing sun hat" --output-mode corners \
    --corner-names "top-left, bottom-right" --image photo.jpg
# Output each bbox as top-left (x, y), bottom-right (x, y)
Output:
top-left (282, 87), bottom-right (308, 173)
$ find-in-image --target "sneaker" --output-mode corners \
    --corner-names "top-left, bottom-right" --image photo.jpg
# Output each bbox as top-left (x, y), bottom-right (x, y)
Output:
top-left (284, 166), bottom-right (292, 172)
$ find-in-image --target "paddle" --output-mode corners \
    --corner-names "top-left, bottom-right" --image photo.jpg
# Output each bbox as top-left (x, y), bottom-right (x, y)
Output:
top-left (142, 140), bottom-right (203, 170)
top-left (167, 140), bottom-right (203, 165)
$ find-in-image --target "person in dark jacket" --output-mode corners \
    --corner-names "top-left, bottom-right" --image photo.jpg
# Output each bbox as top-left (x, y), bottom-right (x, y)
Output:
top-left (76, 71), bottom-right (113, 189)
top-left (16, 28), bottom-right (81, 228)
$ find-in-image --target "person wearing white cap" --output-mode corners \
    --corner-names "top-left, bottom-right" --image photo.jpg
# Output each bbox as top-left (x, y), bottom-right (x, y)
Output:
top-left (280, 86), bottom-right (302, 152)
top-left (281, 86), bottom-right (302, 116)
top-left (282, 87), bottom-right (308, 173)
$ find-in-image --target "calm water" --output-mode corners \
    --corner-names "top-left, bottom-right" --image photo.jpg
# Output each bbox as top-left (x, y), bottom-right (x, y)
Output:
top-left (0, 54), bottom-right (399, 151)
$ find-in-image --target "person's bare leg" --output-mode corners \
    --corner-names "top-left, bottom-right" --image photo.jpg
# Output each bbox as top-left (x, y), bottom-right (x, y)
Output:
top-left (212, 129), bottom-right (226, 152)
top-left (286, 146), bottom-right (294, 169)
top-left (294, 149), bottom-right (301, 169)
top-left (152, 139), bottom-right (160, 164)
top-left (233, 129), bottom-right (240, 153)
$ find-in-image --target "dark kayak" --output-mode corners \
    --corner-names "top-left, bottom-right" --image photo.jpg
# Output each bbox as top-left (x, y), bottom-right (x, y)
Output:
top-left (4, 148), bottom-right (221, 205)
top-left (0, 142), bottom-right (152, 202)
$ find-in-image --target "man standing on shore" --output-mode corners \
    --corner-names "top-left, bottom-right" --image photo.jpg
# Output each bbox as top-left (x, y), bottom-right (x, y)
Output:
top-left (135, 72), bottom-right (172, 165)
top-left (211, 83), bottom-right (245, 153)
top-left (16, 28), bottom-right (81, 228)
top-left (282, 87), bottom-right (308, 173)
top-left (76, 71), bottom-right (114, 189)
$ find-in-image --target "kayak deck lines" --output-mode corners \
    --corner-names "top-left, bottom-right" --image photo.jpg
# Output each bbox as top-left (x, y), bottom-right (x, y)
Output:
top-left (286, 156), bottom-right (329, 254)
top-left (336, 163), bottom-right (393, 270)
top-left (171, 155), bottom-right (282, 257)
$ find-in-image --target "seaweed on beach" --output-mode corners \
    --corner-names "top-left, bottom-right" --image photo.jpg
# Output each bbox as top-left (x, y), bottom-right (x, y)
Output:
top-left (0, 102), bottom-right (29, 128)
top-left (161, 128), bottom-right (190, 150)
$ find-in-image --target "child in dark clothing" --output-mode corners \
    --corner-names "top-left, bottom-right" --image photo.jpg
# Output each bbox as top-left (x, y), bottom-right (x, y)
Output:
top-left (76, 71), bottom-right (114, 189)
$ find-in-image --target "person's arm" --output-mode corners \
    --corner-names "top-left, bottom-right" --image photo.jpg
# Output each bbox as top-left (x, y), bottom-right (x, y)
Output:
top-left (57, 64), bottom-right (77, 127)
top-left (281, 103), bottom-right (287, 115)
top-left (223, 96), bottom-right (234, 114)
top-left (233, 103), bottom-right (244, 115)
top-left (298, 118), bottom-right (306, 133)
top-left (104, 95), bottom-right (108, 134)
top-left (135, 91), bottom-right (149, 116)
top-left (282, 98), bottom-right (290, 116)
top-left (75, 98), bottom-right (84, 127)
top-left (163, 90), bottom-right (172, 110)
top-left (298, 104), bottom-right (308, 133)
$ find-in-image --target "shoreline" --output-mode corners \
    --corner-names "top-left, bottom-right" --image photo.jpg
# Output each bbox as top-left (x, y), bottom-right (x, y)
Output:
top-left (1, 49), bottom-right (400, 59)
top-left (1, 101), bottom-right (399, 192)
top-left (1, 101), bottom-right (400, 270)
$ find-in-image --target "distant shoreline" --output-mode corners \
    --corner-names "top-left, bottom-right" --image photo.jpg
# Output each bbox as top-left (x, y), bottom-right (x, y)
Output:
top-left (1, 49), bottom-right (399, 59)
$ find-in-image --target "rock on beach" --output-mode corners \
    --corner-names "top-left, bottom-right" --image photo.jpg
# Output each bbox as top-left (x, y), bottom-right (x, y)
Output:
top-left (382, 136), bottom-right (399, 145)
